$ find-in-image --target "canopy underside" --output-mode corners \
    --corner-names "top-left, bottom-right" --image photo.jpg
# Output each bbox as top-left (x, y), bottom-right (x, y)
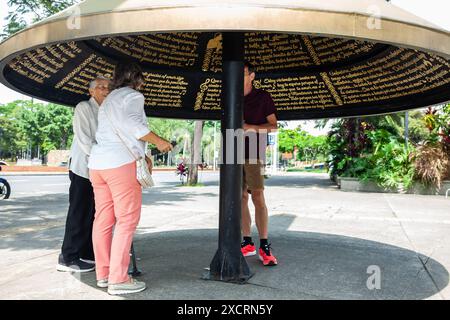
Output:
top-left (2, 32), bottom-right (450, 120)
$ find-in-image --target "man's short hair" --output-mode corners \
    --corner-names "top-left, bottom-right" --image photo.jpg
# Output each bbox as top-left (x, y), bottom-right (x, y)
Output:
top-left (89, 75), bottom-right (110, 89)
top-left (244, 61), bottom-right (255, 74)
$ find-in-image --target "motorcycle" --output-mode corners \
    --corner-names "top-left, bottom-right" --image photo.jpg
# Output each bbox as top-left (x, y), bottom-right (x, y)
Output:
top-left (0, 177), bottom-right (11, 199)
top-left (0, 165), bottom-right (11, 199)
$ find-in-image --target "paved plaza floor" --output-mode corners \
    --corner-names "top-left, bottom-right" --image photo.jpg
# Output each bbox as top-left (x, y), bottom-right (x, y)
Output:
top-left (1, 172), bottom-right (449, 300)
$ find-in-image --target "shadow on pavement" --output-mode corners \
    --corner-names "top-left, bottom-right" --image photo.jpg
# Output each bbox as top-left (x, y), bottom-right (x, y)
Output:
top-left (264, 173), bottom-right (337, 189)
top-left (0, 193), bottom-right (69, 233)
top-left (141, 186), bottom-right (218, 206)
top-left (0, 186), bottom-right (218, 252)
top-left (73, 214), bottom-right (449, 300)
top-left (164, 172), bottom-right (338, 190)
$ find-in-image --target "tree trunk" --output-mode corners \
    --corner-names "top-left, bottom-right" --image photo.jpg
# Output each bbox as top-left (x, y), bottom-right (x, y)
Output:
top-left (188, 120), bottom-right (204, 185)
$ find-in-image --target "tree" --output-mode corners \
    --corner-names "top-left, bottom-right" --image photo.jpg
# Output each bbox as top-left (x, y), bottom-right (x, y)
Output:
top-left (278, 127), bottom-right (327, 164)
top-left (201, 120), bottom-right (220, 167)
top-left (0, 100), bottom-right (74, 161)
top-left (147, 118), bottom-right (207, 180)
top-left (147, 117), bottom-right (192, 166)
top-left (2, 102), bottom-right (32, 160)
top-left (2, 0), bottom-right (79, 39)
top-left (40, 103), bottom-right (74, 154)
top-left (188, 120), bottom-right (204, 185)
top-left (278, 127), bottom-right (302, 154)
top-left (0, 106), bottom-right (23, 159)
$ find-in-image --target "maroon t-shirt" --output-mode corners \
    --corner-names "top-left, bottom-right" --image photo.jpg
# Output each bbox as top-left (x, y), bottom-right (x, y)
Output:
top-left (244, 88), bottom-right (277, 162)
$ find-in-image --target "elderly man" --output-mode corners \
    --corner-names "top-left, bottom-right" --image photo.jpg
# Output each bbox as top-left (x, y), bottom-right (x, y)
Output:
top-left (57, 76), bottom-right (110, 272)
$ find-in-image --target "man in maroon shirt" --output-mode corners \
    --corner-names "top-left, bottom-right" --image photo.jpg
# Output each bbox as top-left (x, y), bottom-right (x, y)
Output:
top-left (241, 61), bottom-right (278, 266)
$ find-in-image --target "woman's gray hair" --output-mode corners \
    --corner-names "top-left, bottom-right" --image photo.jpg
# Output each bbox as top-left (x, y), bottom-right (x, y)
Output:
top-left (89, 76), bottom-right (110, 89)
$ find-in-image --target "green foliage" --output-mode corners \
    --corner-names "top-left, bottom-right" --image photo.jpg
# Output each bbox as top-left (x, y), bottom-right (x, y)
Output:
top-left (423, 105), bottom-right (450, 153)
top-left (0, 100), bottom-right (74, 160)
top-left (278, 127), bottom-right (302, 153)
top-left (148, 117), bottom-right (192, 144)
top-left (365, 130), bottom-right (415, 191)
top-left (327, 106), bottom-right (450, 191)
top-left (2, 0), bottom-right (79, 38)
top-left (326, 118), bottom-right (374, 180)
top-left (278, 127), bottom-right (327, 163)
top-left (412, 104), bottom-right (450, 186)
top-left (40, 103), bottom-right (74, 153)
top-left (408, 110), bottom-right (431, 144)
top-left (0, 101), bottom-right (28, 158)
top-left (0, 113), bottom-right (22, 158)
top-left (335, 130), bottom-right (415, 191)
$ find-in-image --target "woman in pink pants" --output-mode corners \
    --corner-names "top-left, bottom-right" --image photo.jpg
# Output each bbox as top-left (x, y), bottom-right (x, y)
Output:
top-left (88, 62), bottom-right (172, 295)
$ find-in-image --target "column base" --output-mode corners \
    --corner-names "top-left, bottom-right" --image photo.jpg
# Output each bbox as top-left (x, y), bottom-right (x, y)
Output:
top-left (203, 248), bottom-right (253, 284)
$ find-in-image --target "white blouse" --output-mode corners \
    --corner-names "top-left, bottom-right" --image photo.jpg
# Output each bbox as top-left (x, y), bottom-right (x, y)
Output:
top-left (69, 97), bottom-right (99, 179)
top-left (88, 87), bottom-right (151, 171)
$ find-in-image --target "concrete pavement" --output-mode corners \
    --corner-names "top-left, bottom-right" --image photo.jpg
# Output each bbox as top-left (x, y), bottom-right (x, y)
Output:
top-left (0, 172), bottom-right (449, 300)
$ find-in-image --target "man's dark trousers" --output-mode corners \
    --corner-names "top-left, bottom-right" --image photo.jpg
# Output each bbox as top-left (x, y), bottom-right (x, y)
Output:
top-left (61, 171), bottom-right (95, 262)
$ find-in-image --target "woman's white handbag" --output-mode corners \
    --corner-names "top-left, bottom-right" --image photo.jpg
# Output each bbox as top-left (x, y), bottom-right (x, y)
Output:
top-left (136, 157), bottom-right (155, 188)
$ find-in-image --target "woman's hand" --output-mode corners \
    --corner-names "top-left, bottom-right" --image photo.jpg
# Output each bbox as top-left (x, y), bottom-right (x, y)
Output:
top-left (156, 139), bottom-right (173, 153)
top-left (140, 132), bottom-right (174, 153)
top-left (145, 155), bottom-right (153, 174)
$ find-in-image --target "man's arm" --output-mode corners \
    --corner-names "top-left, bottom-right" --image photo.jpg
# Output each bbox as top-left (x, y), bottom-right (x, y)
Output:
top-left (244, 113), bottom-right (278, 133)
top-left (73, 102), bottom-right (95, 156)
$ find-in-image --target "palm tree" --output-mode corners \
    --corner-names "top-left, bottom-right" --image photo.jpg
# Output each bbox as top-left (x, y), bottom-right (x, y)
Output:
top-left (188, 120), bottom-right (204, 185)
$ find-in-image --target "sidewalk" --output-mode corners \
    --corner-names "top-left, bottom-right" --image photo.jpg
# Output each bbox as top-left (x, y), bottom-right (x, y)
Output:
top-left (0, 173), bottom-right (449, 300)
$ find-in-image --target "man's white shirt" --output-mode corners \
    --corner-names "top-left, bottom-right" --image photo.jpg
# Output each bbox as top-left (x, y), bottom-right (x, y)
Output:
top-left (69, 97), bottom-right (99, 179)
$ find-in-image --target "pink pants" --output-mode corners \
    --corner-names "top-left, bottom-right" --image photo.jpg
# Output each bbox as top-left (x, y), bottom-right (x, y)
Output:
top-left (89, 162), bottom-right (141, 284)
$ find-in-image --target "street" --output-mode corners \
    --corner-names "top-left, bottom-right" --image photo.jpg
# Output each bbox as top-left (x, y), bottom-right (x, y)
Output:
top-left (1, 172), bottom-right (450, 300)
top-left (3, 171), bottom-right (220, 198)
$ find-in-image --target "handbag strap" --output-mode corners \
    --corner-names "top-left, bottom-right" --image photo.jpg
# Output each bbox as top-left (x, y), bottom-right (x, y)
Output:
top-left (103, 105), bottom-right (142, 161)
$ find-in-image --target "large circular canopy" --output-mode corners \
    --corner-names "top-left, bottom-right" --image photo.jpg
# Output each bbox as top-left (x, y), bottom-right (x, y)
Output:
top-left (1, 0), bottom-right (450, 120)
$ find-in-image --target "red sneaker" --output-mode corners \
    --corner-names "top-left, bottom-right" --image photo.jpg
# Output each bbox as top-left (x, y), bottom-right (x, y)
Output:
top-left (259, 245), bottom-right (278, 266)
top-left (241, 242), bottom-right (257, 257)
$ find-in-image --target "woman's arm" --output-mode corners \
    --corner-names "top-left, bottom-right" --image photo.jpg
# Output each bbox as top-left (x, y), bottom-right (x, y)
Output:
top-left (139, 132), bottom-right (173, 153)
top-left (124, 92), bottom-right (173, 153)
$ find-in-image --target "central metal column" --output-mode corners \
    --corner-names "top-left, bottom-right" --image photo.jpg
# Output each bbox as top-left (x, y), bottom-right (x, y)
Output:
top-left (205, 32), bottom-right (252, 283)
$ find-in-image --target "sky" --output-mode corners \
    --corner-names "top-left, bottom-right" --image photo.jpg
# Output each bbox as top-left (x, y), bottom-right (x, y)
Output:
top-left (0, 0), bottom-right (449, 135)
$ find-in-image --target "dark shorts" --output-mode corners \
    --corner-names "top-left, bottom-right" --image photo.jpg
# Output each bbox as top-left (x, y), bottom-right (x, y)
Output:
top-left (243, 160), bottom-right (265, 191)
